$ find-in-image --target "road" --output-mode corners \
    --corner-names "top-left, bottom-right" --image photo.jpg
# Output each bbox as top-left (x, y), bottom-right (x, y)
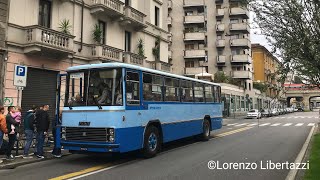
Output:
top-left (0, 111), bottom-right (318, 180)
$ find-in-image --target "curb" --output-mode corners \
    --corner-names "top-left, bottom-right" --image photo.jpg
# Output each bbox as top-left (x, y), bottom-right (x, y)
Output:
top-left (285, 125), bottom-right (317, 180)
top-left (0, 153), bottom-right (71, 169)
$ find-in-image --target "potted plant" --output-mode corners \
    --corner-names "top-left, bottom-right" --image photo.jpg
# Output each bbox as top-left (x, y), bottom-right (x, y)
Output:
top-left (137, 38), bottom-right (145, 57)
top-left (59, 19), bottom-right (72, 34)
top-left (92, 24), bottom-right (102, 44)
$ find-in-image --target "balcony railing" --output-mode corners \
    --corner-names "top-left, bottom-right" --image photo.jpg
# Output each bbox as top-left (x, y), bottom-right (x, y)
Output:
top-left (232, 71), bottom-right (252, 79)
top-left (184, 49), bottom-right (207, 59)
top-left (123, 52), bottom-right (145, 65)
top-left (184, 32), bottom-right (206, 41)
top-left (90, 0), bottom-right (124, 18)
top-left (230, 38), bottom-right (250, 48)
top-left (230, 7), bottom-right (249, 19)
top-left (184, 15), bottom-right (205, 24)
top-left (121, 6), bottom-right (147, 30)
top-left (230, 23), bottom-right (250, 33)
top-left (91, 44), bottom-right (123, 62)
top-left (185, 67), bottom-right (207, 75)
top-left (167, 16), bottom-right (172, 26)
top-left (183, 0), bottom-right (205, 7)
top-left (216, 24), bottom-right (225, 32)
top-left (217, 55), bottom-right (226, 64)
top-left (231, 54), bottom-right (252, 64)
top-left (216, 39), bottom-right (225, 48)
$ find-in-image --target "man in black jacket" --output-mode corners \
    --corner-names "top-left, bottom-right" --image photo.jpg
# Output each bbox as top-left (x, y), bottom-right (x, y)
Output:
top-left (6, 106), bottom-right (19, 160)
top-left (35, 105), bottom-right (50, 158)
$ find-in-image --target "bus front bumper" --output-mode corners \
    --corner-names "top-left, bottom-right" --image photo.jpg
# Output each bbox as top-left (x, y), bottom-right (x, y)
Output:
top-left (61, 141), bottom-right (120, 153)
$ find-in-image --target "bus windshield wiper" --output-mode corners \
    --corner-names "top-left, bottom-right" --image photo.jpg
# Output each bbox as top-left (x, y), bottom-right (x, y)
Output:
top-left (92, 95), bottom-right (102, 110)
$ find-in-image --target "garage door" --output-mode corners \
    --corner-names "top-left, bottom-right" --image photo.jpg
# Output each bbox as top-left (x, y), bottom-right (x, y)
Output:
top-left (21, 68), bottom-right (58, 130)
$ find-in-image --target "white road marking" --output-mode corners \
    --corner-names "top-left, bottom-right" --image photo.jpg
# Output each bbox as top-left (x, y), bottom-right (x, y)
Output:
top-left (235, 123), bottom-right (248, 127)
top-left (259, 123), bottom-right (271, 126)
top-left (271, 123), bottom-right (281, 126)
top-left (227, 123), bottom-right (238, 126)
top-left (283, 123), bottom-right (292, 126)
top-left (295, 123), bottom-right (304, 126)
top-left (247, 123), bottom-right (258, 127)
top-left (308, 123), bottom-right (315, 126)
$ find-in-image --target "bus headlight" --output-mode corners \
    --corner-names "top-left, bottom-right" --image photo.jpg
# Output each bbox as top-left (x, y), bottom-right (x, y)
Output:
top-left (107, 128), bottom-right (115, 143)
top-left (61, 134), bottom-right (66, 140)
top-left (61, 127), bottom-right (66, 140)
top-left (108, 128), bottom-right (114, 135)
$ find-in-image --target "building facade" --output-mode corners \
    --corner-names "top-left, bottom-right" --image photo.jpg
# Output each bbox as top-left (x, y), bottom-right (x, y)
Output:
top-left (4, 0), bottom-right (170, 116)
top-left (0, 0), bottom-right (8, 106)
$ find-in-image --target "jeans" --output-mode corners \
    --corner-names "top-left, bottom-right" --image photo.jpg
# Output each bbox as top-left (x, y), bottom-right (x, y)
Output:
top-left (6, 133), bottom-right (16, 157)
top-left (24, 130), bottom-right (34, 156)
top-left (36, 131), bottom-right (45, 156)
top-left (0, 131), bottom-right (3, 149)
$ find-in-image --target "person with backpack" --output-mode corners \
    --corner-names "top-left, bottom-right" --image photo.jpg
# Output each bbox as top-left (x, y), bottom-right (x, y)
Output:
top-left (22, 106), bottom-right (36, 159)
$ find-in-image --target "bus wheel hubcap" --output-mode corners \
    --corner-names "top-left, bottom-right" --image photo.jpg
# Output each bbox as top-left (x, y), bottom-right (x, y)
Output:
top-left (148, 133), bottom-right (157, 151)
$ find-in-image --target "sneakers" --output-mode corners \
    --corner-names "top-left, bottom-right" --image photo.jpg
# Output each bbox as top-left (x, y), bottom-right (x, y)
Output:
top-left (52, 154), bottom-right (62, 158)
top-left (6, 154), bottom-right (14, 161)
top-left (22, 155), bottom-right (33, 159)
top-left (36, 154), bottom-right (45, 159)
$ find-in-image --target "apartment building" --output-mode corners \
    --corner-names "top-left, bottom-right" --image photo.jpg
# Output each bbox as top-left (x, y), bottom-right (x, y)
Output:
top-left (3, 0), bottom-right (170, 116)
top-left (168, 0), bottom-right (253, 92)
top-left (0, 0), bottom-right (8, 105)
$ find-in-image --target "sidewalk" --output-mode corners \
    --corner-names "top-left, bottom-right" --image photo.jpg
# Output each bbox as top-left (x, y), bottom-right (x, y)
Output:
top-left (0, 146), bottom-right (70, 169)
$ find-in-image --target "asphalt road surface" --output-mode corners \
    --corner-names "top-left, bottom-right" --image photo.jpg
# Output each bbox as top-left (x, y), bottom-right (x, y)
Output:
top-left (0, 111), bottom-right (318, 180)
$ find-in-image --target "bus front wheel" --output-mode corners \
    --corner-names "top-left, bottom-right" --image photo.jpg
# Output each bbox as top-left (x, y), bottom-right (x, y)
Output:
top-left (142, 126), bottom-right (161, 158)
top-left (201, 119), bottom-right (211, 141)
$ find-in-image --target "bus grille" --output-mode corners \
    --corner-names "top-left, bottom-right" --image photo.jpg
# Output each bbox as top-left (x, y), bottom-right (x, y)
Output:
top-left (65, 127), bottom-right (107, 142)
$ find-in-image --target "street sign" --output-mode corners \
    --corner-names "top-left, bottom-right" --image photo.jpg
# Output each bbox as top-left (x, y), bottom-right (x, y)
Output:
top-left (14, 65), bottom-right (28, 87)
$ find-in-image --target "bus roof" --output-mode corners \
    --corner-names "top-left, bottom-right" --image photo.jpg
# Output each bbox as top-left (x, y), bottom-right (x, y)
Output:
top-left (67, 63), bottom-right (220, 86)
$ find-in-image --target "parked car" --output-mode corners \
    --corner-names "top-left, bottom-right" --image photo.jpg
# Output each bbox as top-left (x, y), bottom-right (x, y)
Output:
top-left (261, 109), bottom-right (272, 117)
top-left (247, 109), bottom-right (262, 119)
top-left (294, 107), bottom-right (299, 112)
top-left (278, 108), bottom-right (284, 115)
top-left (297, 107), bottom-right (304, 112)
top-left (271, 108), bottom-right (279, 116)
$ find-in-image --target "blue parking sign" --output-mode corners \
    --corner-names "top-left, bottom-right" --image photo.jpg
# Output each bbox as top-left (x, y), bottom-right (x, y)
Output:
top-left (14, 65), bottom-right (28, 87)
top-left (16, 66), bottom-right (26, 76)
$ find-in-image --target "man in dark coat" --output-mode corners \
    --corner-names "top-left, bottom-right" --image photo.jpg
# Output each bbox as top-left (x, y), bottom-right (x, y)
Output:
top-left (35, 105), bottom-right (50, 158)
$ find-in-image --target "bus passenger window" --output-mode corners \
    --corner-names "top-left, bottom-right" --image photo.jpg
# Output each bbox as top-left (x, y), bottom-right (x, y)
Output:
top-left (205, 85), bottom-right (214, 102)
top-left (181, 81), bottom-right (193, 102)
top-left (126, 71), bottom-right (140, 105)
top-left (143, 73), bottom-right (163, 101)
top-left (194, 83), bottom-right (204, 102)
top-left (213, 86), bottom-right (218, 102)
top-left (164, 78), bottom-right (180, 102)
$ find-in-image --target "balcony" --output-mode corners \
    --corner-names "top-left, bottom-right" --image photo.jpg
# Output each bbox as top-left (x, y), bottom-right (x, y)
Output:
top-left (12, 25), bottom-right (75, 59)
top-left (230, 23), bottom-right (250, 33)
top-left (91, 44), bottom-right (123, 62)
top-left (216, 39), bottom-right (226, 48)
top-left (216, 9), bottom-right (224, 18)
top-left (216, 24), bottom-right (225, 32)
top-left (167, 17), bottom-right (172, 27)
top-left (183, 0), bottom-right (205, 8)
top-left (120, 6), bottom-right (147, 31)
top-left (184, 32), bottom-right (206, 42)
top-left (230, 38), bottom-right (250, 48)
top-left (123, 52), bottom-right (146, 65)
top-left (149, 61), bottom-right (171, 72)
top-left (184, 49), bottom-right (207, 60)
top-left (168, 0), bottom-right (172, 10)
top-left (90, 0), bottom-right (124, 19)
top-left (230, 7), bottom-right (249, 19)
top-left (232, 71), bottom-right (252, 79)
top-left (185, 67), bottom-right (207, 75)
top-left (184, 15), bottom-right (205, 24)
top-left (231, 54), bottom-right (252, 64)
top-left (217, 55), bottom-right (226, 64)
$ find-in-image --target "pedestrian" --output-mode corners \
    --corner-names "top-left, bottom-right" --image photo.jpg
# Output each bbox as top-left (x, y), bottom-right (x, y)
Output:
top-left (0, 106), bottom-right (8, 164)
top-left (5, 106), bottom-right (19, 160)
top-left (22, 106), bottom-right (37, 159)
top-left (34, 105), bottom-right (50, 159)
top-left (9, 106), bottom-right (22, 134)
top-left (52, 112), bottom-right (62, 158)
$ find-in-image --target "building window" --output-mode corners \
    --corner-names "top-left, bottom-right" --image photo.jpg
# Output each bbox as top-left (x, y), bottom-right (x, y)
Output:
top-left (230, 19), bottom-right (239, 23)
top-left (218, 66), bottom-right (223, 71)
top-left (125, 0), bottom-right (130, 6)
top-left (185, 61), bottom-right (195, 67)
top-left (98, 20), bottom-right (106, 44)
top-left (39, 0), bottom-right (51, 28)
top-left (216, 5), bottom-right (222, 9)
top-left (155, 6), bottom-right (160, 26)
top-left (125, 31), bottom-right (131, 52)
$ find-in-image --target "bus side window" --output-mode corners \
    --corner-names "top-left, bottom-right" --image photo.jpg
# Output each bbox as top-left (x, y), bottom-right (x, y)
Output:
top-left (194, 83), bottom-right (204, 102)
top-left (181, 80), bottom-right (193, 102)
top-left (212, 86), bottom-right (217, 102)
top-left (164, 77), bottom-right (180, 102)
top-left (217, 86), bottom-right (221, 103)
top-left (205, 85), bottom-right (214, 103)
top-left (126, 71), bottom-right (140, 105)
top-left (143, 73), bottom-right (163, 101)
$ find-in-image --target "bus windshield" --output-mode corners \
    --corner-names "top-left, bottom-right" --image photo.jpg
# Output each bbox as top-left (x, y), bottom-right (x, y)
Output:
top-left (65, 68), bottom-right (123, 107)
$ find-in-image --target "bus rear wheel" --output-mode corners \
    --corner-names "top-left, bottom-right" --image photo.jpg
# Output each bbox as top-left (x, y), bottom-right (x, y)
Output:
top-left (142, 126), bottom-right (161, 158)
top-left (201, 119), bottom-right (211, 141)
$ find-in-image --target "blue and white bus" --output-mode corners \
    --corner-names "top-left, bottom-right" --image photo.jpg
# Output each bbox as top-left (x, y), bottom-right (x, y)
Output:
top-left (58, 63), bottom-right (223, 157)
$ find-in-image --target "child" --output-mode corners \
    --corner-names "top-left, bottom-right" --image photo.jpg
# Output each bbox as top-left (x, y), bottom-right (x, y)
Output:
top-left (10, 106), bottom-right (22, 134)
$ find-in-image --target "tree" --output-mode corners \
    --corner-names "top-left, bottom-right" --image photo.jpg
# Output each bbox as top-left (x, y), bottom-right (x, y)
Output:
top-left (243, 0), bottom-right (320, 86)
